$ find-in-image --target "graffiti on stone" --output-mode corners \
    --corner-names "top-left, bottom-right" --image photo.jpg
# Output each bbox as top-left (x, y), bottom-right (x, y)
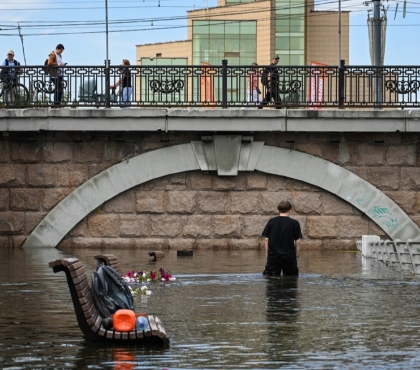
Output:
top-left (368, 205), bottom-right (400, 230)
top-left (353, 189), bottom-right (377, 207)
top-left (355, 197), bottom-right (363, 205)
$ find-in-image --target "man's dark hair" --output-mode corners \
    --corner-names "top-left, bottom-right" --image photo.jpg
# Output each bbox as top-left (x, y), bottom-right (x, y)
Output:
top-left (56, 44), bottom-right (65, 50)
top-left (277, 201), bottom-right (292, 213)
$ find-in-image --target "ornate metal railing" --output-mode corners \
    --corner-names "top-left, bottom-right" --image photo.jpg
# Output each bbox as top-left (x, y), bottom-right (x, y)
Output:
top-left (1, 61), bottom-right (420, 109)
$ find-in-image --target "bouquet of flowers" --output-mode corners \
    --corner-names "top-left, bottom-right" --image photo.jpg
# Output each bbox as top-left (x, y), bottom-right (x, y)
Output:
top-left (124, 268), bottom-right (176, 283)
top-left (123, 268), bottom-right (176, 296)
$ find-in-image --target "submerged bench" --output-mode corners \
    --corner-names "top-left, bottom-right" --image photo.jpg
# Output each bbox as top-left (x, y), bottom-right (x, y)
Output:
top-left (94, 253), bottom-right (122, 271)
top-left (49, 255), bottom-right (169, 345)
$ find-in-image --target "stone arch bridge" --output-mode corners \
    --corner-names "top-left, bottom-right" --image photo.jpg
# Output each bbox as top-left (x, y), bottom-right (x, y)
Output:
top-left (1, 108), bottom-right (420, 249)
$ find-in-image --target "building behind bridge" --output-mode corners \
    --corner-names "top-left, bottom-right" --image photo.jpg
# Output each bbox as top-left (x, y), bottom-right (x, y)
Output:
top-left (136, 0), bottom-right (349, 68)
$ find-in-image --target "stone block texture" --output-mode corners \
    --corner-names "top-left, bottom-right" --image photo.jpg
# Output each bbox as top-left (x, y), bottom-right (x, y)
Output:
top-left (1, 131), bottom-right (413, 249)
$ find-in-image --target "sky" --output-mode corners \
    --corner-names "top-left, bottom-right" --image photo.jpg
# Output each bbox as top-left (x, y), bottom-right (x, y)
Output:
top-left (0, 0), bottom-right (418, 67)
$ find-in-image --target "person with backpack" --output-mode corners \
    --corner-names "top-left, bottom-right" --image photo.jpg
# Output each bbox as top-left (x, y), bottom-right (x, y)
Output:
top-left (1, 50), bottom-right (22, 86)
top-left (47, 44), bottom-right (66, 106)
top-left (258, 55), bottom-right (281, 109)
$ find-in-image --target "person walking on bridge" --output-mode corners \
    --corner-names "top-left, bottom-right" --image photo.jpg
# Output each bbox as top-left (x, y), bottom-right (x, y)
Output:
top-left (262, 200), bottom-right (302, 276)
top-left (259, 55), bottom-right (281, 109)
top-left (47, 44), bottom-right (66, 106)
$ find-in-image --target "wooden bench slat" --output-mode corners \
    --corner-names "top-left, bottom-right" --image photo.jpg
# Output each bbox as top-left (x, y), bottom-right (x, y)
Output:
top-left (76, 280), bottom-right (89, 297)
top-left (91, 315), bottom-right (102, 333)
top-left (81, 296), bottom-right (95, 313)
top-left (86, 311), bottom-right (98, 326)
top-left (70, 266), bottom-right (86, 279)
top-left (148, 315), bottom-right (159, 337)
top-left (106, 330), bottom-right (114, 339)
top-left (129, 331), bottom-right (137, 339)
top-left (83, 303), bottom-right (97, 320)
top-left (114, 331), bottom-right (122, 339)
top-left (72, 274), bottom-right (87, 285)
top-left (75, 278), bottom-right (89, 294)
top-left (68, 261), bottom-right (84, 272)
top-left (79, 290), bottom-right (92, 305)
top-left (154, 316), bottom-right (168, 339)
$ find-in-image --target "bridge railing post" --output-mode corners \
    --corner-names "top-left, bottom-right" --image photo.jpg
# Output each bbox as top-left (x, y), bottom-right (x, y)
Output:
top-left (222, 59), bottom-right (228, 108)
top-left (104, 59), bottom-right (111, 108)
top-left (339, 59), bottom-right (345, 109)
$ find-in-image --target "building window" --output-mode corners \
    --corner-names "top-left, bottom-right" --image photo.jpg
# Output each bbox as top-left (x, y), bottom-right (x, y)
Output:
top-left (192, 20), bottom-right (257, 65)
top-left (156, 53), bottom-right (162, 57)
top-left (192, 20), bottom-right (257, 103)
top-left (275, 0), bottom-right (305, 65)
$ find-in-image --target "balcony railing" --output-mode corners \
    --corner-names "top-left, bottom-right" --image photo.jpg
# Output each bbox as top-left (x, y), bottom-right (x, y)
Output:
top-left (1, 60), bottom-right (419, 109)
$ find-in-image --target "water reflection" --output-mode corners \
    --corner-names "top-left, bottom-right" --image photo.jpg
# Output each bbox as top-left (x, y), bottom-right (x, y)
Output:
top-left (2, 248), bottom-right (420, 369)
top-left (265, 276), bottom-right (300, 366)
top-left (112, 349), bottom-right (135, 370)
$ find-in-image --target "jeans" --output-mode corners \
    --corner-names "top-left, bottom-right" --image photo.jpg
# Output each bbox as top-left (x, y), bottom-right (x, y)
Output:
top-left (121, 86), bottom-right (132, 107)
top-left (50, 76), bottom-right (64, 105)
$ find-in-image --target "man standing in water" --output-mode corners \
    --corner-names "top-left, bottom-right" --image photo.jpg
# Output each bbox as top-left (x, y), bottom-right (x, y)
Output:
top-left (262, 201), bottom-right (302, 276)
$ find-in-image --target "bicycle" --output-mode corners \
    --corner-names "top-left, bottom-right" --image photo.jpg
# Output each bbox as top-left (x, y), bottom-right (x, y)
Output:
top-left (0, 76), bottom-right (29, 105)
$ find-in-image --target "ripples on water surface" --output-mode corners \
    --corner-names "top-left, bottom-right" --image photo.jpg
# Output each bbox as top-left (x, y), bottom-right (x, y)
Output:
top-left (1, 248), bottom-right (420, 369)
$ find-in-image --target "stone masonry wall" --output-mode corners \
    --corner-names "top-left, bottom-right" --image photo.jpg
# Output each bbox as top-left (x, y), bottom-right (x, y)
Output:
top-left (1, 131), bottom-right (419, 249)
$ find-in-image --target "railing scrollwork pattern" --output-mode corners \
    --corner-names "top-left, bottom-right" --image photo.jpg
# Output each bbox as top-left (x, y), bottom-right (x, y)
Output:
top-left (385, 80), bottom-right (420, 94)
top-left (149, 79), bottom-right (184, 94)
top-left (2, 62), bottom-right (420, 108)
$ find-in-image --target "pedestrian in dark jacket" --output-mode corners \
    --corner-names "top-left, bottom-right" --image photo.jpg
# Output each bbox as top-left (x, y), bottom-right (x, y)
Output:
top-left (259, 54), bottom-right (281, 109)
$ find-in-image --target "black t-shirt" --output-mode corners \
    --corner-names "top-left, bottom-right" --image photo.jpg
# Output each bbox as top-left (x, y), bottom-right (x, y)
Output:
top-left (121, 69), bottom-right (132, 88)
top-left (262, 216), bottom-right (302, 257)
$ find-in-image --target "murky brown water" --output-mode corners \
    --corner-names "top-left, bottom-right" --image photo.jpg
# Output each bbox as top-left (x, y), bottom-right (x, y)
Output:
top-left (1, 247), bottom-right (420, 369)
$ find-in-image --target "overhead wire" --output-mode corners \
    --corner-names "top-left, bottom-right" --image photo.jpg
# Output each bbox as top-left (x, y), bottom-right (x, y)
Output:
top-left (0, 0), bottom-right (416, 37)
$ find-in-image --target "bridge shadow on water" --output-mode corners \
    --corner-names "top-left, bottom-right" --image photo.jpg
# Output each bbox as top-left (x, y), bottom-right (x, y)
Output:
top-left (1, 247), bottom-right (420, 369)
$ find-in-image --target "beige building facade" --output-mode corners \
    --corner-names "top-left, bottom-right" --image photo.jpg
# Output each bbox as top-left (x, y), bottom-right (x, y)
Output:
top-left (136, 0), bottom-right (349, 67)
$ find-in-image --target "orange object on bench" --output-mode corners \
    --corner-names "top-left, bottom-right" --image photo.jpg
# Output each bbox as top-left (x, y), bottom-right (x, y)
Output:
top-left (49, 255), bottom-right (169, 345)
top-left (113, 309), bottom-right (136, 332)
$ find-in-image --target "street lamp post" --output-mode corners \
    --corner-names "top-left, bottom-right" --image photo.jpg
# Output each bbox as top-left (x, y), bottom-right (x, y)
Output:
top-left (338, 0), bottom-right (341, 65)
top-left (373, 0), bottom-right (382, 108)
top-left (105, 0), bottom-right (111, 107)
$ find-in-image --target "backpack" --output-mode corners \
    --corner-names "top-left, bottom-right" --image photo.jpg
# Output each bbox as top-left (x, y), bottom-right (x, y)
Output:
top-left (261, 67), bottom-right (269, 86)
top-left (4, 58), bottom-right (20, 67)
top-left (91, 265), bottom-right (135, 319)
top-left (43, 58), bottom-right (50, 75)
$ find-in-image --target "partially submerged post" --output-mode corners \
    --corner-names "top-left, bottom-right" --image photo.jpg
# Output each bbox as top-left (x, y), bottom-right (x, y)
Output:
top-left (149, 251), bottom-right (165, 261)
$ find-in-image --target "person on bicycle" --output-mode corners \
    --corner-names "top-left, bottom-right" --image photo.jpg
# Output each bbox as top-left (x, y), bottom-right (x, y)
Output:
top-left (1, 50), bottom-right (21, 85)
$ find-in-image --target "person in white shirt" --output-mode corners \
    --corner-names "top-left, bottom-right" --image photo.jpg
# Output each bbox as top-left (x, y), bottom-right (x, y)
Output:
top-left (1, 50), bottom-right (21, 85)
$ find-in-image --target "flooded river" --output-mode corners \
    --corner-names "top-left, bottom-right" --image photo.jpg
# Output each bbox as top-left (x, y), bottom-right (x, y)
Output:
top-left (1, 247), bottom-right (420, 369)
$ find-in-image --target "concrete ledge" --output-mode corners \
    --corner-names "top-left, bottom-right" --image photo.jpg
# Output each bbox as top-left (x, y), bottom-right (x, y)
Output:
top-left (0, 108), bottom-right (416, 133)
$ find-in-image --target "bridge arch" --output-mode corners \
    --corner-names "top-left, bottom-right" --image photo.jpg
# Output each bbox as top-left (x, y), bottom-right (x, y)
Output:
top-left (23, 135), bottom-right (420, 248)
